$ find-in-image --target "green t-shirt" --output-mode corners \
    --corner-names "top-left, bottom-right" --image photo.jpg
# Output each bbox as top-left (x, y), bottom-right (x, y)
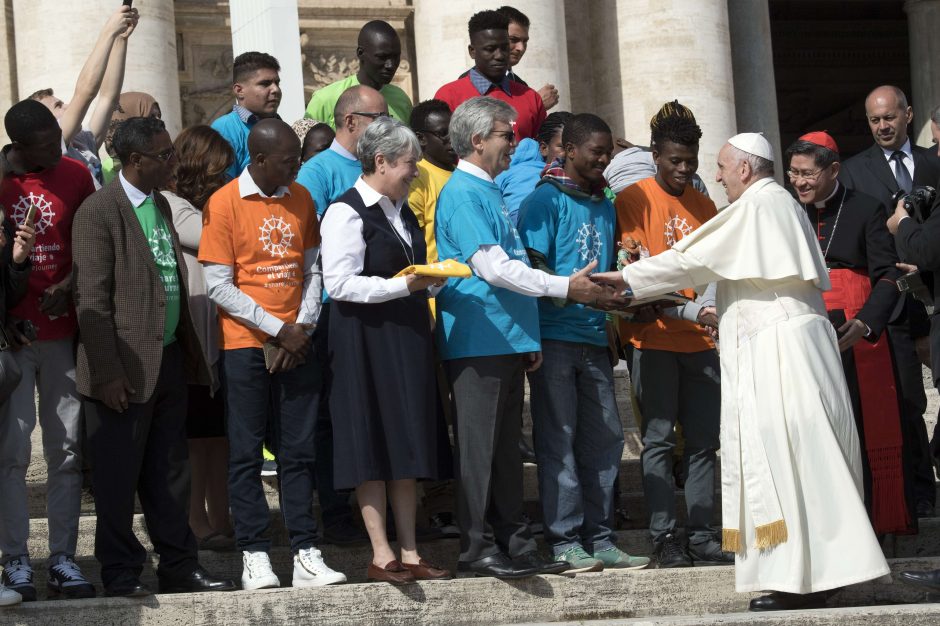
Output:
top-left (134, 196), bottom-right (180, 345)
top-left (305, 74), bottom-right (413, 128)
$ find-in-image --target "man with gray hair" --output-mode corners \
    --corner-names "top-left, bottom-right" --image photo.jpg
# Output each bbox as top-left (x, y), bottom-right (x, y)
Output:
top-left (592, 133), bottom-right (890, 612)
top-left (435, 96), bottom-right (625, 579)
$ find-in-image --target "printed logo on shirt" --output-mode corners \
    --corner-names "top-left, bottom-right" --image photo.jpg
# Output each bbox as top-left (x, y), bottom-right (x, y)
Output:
top-left (149, 227), bottom-right (177, 270)
top-left (12, 192), bottom-right (54, 234)
top-left (259, 215), bottom-right (294, 258)
top-left (576, 222), bottom-right (603, 264)
top-left (664, 215), bottom-right (692, 247)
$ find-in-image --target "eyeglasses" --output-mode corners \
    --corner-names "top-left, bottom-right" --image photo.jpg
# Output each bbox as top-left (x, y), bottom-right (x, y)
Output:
top-left (351, 111), bottom-right (389, 120)
top-left (420, 129), bottom-right (450, 143)
top-left (489, 130), bottom-right (516, 143)
top-left (139, 147), bottom-right (176, 163)
top-left (786, 168), bottom-right (825, 182)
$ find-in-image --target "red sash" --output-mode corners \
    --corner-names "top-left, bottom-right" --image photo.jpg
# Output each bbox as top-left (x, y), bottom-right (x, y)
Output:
top-left (823, 268), bottom-right (911, 534)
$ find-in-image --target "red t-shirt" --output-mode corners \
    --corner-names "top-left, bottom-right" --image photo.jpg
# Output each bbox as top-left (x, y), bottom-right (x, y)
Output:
top-left (1, 155), bottom-right (95, 340)
top-left (434, 75), bottom-right (547, 141)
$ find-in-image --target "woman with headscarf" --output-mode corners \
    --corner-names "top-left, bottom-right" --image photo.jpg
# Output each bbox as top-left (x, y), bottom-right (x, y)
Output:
top-left (101, 91), bottom-right (161, 184)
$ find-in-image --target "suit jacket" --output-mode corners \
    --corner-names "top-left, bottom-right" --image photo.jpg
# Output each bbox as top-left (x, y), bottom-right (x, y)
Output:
top-left (895, 204), bottom-right (940, 383)
top-left (71, 178), bottom-right (210, 402)
top-left (839, 142), bottom-right (940, 210)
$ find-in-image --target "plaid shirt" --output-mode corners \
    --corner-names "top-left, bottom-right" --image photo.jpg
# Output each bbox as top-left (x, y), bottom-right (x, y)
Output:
top-left (468, 68), bottom-right (512, 96)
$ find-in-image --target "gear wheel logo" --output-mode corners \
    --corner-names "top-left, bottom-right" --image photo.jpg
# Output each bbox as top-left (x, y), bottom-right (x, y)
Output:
top-left (12, 193), bottom-right (54, 234)
top-left (149, 227), bottom-right (176, 269)
top-left (576, 222), bottom-right (603, 263)
top-left (259, 216), bottom-right (294, 257)
top-left (664, 215), bottom-right (692, 247)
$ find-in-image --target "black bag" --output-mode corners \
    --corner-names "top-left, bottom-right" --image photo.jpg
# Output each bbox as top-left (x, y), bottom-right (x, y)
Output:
top-left (0, 324), bottom-right (22, 404)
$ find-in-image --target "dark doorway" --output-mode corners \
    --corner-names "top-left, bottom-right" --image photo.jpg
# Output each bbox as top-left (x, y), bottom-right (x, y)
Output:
top-left (770, 1), bottom-right (910, 158)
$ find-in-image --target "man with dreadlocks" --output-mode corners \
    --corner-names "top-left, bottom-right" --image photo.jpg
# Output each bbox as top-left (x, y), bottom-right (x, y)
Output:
top-left (517, 113), bottom-right (650, 573)
top-left (614, 101), bottom-right (732, 568)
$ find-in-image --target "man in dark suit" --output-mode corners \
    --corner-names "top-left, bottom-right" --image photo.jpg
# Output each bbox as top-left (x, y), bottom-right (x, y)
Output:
top-left (889, 136), bottom-right (940, 593)
top-left (840, 85), bottom-right (940, 517)
top-left (72, 117), bottom-right (235, 597)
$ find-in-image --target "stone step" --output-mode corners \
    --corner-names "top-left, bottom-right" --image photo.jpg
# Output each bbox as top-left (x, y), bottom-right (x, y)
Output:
top-left (523, 603), bottom-right (940, 626)
top-left (4, 557), bottom-right (938, 625)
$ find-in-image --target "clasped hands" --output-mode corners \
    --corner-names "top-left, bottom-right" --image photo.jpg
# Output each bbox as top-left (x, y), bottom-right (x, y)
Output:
top-left (569, 261), bottom-right (630, 310)
top-left (268, 322), bottom-right (317, 373)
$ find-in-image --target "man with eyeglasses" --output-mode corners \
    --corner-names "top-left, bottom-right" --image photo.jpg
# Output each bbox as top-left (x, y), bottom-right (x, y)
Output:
top-left (840, 85), bottom-right (940, 518)
top-left (409, 99), bottom-right (457, 264)
top-left (73, 116), bottom-right (235, 597)
top-left (788, 131), bottom-right (913, 537)
top-left (304, 20), bottom-right (412, 129)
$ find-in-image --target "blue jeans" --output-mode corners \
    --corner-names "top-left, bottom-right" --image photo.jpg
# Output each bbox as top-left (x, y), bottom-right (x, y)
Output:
top-left (222, 347), bottom-right (320, 553)
top-left (529, 339), bottom-right (624, 555)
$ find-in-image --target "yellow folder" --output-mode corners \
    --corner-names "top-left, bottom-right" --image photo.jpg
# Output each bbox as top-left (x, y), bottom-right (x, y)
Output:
top-left (394, 258), bottom-right (473, 279)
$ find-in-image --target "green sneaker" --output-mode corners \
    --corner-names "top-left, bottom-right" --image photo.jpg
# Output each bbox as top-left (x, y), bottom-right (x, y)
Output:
top-left (555, 546), bottom-right (604, 574)
top-left (593, 546), bottom-right (650, 570)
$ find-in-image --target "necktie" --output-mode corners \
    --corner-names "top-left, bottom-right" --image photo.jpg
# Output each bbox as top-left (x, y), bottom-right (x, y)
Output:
top-left (891, 151), bottom-right (913, 193)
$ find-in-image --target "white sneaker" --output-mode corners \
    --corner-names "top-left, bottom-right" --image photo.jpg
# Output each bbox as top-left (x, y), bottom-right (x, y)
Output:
top-left (241, 551), bottom-right (280, 591)
top-left (292, 547), bottom-right (346, 588)
top-left (0, 583), bottom-right (22, 607)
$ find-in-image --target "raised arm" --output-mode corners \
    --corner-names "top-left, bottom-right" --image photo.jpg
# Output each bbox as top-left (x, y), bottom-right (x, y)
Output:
top-left (88, 11), bottom-right (138, 148)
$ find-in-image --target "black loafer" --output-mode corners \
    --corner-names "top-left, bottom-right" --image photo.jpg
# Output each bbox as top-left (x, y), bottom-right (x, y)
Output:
top-left (899, 569), bottom-right (940, 592)
top-left (512, 550), bottom-right (571, 575)
top-left (104, 572), bottom-right (152, 598)
top-left (456, 553), bottom-right (537, 579)
top-left (749, 590), bottom-right (828, 611)
top-left (158, 566), bottom-right (237, 594)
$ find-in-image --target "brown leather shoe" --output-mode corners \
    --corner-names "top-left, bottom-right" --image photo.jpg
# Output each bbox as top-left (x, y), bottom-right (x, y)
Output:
top-left (367, 560), bottom-right (416, 586)
top-left (402, 559), bottom-right (453, 580)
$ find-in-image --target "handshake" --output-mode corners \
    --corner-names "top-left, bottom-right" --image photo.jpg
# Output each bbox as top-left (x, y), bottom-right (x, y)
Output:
top-left (568, 261), bottom-right (632, 310)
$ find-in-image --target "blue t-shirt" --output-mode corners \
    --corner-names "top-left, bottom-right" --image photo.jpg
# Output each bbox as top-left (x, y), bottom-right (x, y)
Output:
top-left (295, 148), bottom-right (362, 216)
top-left (210, 110), bottom-right (252, 180)
top-left (495, 138), bottom-right (545, 226)
top-left (435, 168), bottom-right (540, 360)
top-left (518, 179), bottom-right (615, 347)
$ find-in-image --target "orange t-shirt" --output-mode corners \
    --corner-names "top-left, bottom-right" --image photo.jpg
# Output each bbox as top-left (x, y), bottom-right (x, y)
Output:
top-left (615, 177), bottom-right (716, 353)
top-left (198, 178), bottom-right (320, 349)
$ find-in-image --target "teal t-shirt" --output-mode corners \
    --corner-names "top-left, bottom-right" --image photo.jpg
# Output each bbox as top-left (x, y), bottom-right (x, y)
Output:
top-left (435, 168), bottom-right (540, 360)
top-left (295, 147), bottom-right (362, 216)
top-left (305, 75), bottom-right (413, 128)
top-left (134, 197), bottom-right (180, 345)
top-left (211, 109), bottom-right (252, 180)
top-left (518, 179), bottom-right (615, 347)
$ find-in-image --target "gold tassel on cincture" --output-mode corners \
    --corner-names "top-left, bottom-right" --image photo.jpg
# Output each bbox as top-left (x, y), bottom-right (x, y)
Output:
top-left (754, 519), bottom-right (788, 550)
top-left (722, 528), bottom-right (742, 553)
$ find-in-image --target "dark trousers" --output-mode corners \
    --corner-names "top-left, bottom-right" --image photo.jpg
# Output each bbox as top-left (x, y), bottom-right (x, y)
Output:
top-left (447, 354), bottom-right (535, 563)
top-left (887, 322), bottom-right (936, 506)
top-left (84, 342), bottom-right (197, 586)
top-left (223, 346), bottom-right (320, 553)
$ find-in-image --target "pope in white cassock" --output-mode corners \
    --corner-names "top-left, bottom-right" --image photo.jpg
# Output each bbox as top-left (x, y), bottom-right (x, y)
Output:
top-left (593, 133), bottom-right (890, 612)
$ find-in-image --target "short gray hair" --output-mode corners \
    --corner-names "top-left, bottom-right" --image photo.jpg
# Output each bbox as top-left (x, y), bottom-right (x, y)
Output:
top-left (931, 104), bottom-right (940, 126)
top-left (449, 96), bottom-right (517, 158)
top-left (728, 144), bottom-right (774, 177)
top-left (357, 117), bottom-right (420, 174)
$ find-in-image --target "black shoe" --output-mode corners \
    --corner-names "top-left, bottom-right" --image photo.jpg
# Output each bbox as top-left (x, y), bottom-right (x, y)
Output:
top-left (428, 512), bottom-right (460, 539)
top-left (1, 557), bottom-right (36, 601)
top-left (104, 572), bottom-right (152, 598)
top-left (512, 551), bottom-right (571, 575)
top-left (456, 553), bottom-right (537, 579)
top-left (519, 437), bottom-right (537, 464)
top-left (900, 568), bottom-right (940, 592)
top-left (654, 533), bottom-right (692, 568)
top-left (915, 500), bottom-right (935, 518)
top-left (688, 540), bottom-right (735, 566)
top-left (749, 590), bottom-right (828, 611)
top-left (158, 566), bottom-right (237, 594)
top-left (322, 520), bottom-right (369, 546)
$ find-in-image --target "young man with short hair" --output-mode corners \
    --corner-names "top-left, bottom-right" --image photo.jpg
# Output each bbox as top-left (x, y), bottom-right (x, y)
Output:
top-left (408, 99), bottom-right (456, 263)
top-left (434, 11), bottom-right (546, 142)
top-left (0, 99), bottom-right (96, 601)
top-left (212, 52), bottom-right (283, 179)
top-left (518, 113), bottom-right (649, 573)
top-left (305, 20), bottom-right (412, 129)
top-left (495, 5), bottom-right (558, 110)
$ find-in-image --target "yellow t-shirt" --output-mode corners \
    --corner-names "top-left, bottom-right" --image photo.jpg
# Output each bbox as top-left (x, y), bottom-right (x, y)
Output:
top-left (198, 179), bottom-right (320, 349)
top-left (615, 176), bottom-right (716, 353)
top-left (408, 159), bottom-right (453, 263)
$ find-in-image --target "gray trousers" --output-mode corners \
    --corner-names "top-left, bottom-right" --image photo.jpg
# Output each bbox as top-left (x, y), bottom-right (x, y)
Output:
top-left (0, 337), bottom-right (83, 562)
top-left (632, 347), bottom-right (720, 546)
top-left (447, 354), bottom-right (536, 563)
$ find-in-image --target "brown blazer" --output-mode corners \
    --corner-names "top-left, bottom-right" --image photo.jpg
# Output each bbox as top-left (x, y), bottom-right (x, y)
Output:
top-left (72, 178), bottom-right (210, 402)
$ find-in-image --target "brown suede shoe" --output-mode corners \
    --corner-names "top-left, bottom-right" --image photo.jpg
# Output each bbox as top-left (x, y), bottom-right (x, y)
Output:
top-left (402, 559), bottom-right (453, 580)
top-left (367, 560), bottom-right (416, 586)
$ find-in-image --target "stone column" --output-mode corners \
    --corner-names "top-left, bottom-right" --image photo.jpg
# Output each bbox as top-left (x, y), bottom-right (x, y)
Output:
top-left (13, 0), bottom-right (182, 136)
top-left (905, 0), bottom-right (940, 147)
top-left (728, 0), bottom-right (783, 179)
top-left (0, 0), bottom-right (17, 145)
top-left (230, 0), bottom-right (305, 123)
top-left (611, 0), bottom-right (737, 201)
top-left (413, 0), bottom-right (570, 109)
